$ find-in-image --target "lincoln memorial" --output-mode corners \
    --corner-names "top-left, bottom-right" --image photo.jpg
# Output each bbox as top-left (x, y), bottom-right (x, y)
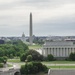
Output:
top-left (42, 39), bottom-right (75, 59)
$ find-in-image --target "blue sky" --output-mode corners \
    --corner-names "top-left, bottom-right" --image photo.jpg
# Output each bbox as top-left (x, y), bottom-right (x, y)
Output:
top-left (0, 0), bottom-right (75, 36)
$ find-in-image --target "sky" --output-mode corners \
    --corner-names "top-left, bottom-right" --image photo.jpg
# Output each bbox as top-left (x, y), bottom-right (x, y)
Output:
top-left (0, 0), bottom-right (75, 37)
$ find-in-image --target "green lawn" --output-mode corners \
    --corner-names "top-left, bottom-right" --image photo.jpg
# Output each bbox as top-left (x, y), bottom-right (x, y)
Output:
top-left (8, 59), bottom-right (75, 69)
top-left (8, 59), bottom-right (25, 66)
top-left (42, 61), bottom-right (75, 64)
top-left (7, 64), bottom-right (13, 67)
top-left (8, 59), bottom-right (20, 63)
top-left (28, 45), bottom-right (42, 49)
top-left (8, 59), bottom-right (75, 64)
top-left (48, 66), bottom-right (75, 69)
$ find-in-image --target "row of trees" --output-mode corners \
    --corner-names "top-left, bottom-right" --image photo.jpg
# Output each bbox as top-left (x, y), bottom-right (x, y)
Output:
top-left (0, 40), bottom-right (28, 58)
top-left (26, 37), bottom-right (44, 45)
top-left (47, 53), bottom-right (75, 61)
top-left (0, 40), bottom-right (29, 68)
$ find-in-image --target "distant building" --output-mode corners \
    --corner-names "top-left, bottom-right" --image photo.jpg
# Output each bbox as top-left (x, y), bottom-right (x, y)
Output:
top-left (0, 37), bottom-right (11, 42)
top-left (42, 39), bottom-right (75, 59)
top-left (0, 40), bottom-right (5, 44)
top-left (21, 32), bottom-right (26, 43)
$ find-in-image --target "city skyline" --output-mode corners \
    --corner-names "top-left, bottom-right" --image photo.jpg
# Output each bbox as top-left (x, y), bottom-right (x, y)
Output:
top-left (0, 0), bottom-right (75, 36)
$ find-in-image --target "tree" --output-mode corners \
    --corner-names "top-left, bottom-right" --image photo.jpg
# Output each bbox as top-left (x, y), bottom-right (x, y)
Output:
top-left (10, 54), bottom-right (14, 59)
top-left (20, 49), bottom-right (43, 61)
top-left (20, 62), bottom-right (48, 75)
top-left (0, 40), bottom-right (29, 58)
top-left (0, 48), bottom-right (4, 57)
top-left (26, 55), bottom-right (32, 62)
top-left (33, 37), bottom-right (44, 45)
top-left (3, 56), bottom-right (8, 63)
top-left (69, 53), bottom-right (75, 61)
top-left (47, 54), bottom-right (54, 61)
top-left (0, 57), bottom-right (4, 63)
top-left (20, 53), bottom-right (28, 61)
top-left (12, 40), bottom-right (29, 51)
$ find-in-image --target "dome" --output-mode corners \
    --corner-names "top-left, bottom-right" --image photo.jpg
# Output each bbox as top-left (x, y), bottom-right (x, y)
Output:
top-left (22, 32), bottom-right (25, 37)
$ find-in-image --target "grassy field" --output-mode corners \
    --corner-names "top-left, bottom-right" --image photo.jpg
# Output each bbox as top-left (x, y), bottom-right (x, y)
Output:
top-left (8, 59), bottom-right (20, 63)
top-left (48, 66), bottom-right (75, 69)
top-left (7, 64), bottom-right (13, 67)
top-left (28, 45), bottom-right (42, 49)
top-left (8, 59), bottom-right (75, 64)
top-left (8, 59), bottom-right (75, 69)
top-left (42, 61), bottom-right (75, 64)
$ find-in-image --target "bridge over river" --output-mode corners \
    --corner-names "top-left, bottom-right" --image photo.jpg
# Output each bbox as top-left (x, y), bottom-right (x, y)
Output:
top-left (0, 67), bottom-right (20, 75)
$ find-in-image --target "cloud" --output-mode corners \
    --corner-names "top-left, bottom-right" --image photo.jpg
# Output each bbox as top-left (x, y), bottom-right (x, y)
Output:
top-left (0, 0), bottom-right (75, 36)
top-left (33, 14), bottom-right (75, 36)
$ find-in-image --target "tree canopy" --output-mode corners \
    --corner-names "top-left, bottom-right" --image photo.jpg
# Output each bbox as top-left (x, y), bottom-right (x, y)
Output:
top-left (0, 40), bottom-right (29, 58)
top-left (20, 49), bottom-right (43, 61)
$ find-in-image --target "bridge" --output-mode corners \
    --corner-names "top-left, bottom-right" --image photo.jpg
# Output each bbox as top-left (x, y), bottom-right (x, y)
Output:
top-left (0, 67), bottom-right (20, 75)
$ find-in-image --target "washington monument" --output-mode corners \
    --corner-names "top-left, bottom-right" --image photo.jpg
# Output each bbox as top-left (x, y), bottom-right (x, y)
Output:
top-left (29, 12), bottom-right (33, 45)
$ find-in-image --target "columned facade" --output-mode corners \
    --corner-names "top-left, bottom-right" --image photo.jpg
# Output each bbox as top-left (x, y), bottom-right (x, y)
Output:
top-left (42, 40), bottom-right (75, 58)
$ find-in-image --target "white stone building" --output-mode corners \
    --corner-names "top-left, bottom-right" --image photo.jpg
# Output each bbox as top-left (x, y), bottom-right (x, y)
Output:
top-left (21, 32), bottom-right (26, 43)
top-left (42, 39), bottom-right (75, 59)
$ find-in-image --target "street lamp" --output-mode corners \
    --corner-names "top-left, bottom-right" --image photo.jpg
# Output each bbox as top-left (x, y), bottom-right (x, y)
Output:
top-left (25, 60), bottom-right (28, 65)
top-left (25, 60), bottom-right (28, 75)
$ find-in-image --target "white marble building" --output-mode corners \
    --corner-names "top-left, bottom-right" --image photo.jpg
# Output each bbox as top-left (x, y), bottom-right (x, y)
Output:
top-left (21, 32), bottom-right (26, 43)
top-left (42, 39), bottom-right (75, 58)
